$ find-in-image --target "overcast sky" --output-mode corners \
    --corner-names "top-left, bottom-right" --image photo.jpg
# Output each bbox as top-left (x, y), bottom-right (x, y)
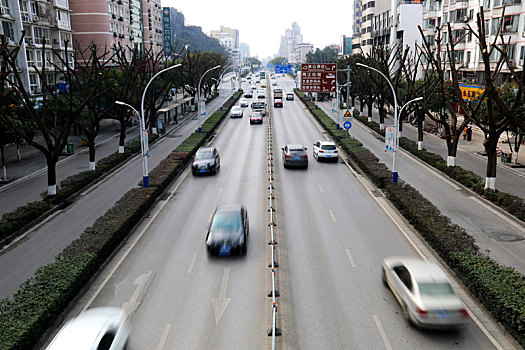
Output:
top-left (162, 0), bottom-right (354, 59)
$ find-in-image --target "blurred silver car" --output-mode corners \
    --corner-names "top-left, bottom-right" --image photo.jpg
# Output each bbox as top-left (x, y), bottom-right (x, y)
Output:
top-left (382, 257), bottom-right (469, 328)
top-left (230, 105), bottom-right (243, 118)
top-left (46, 307), bottom-right (130, 350)
top-left (282, 144), bottom-right (308, 169)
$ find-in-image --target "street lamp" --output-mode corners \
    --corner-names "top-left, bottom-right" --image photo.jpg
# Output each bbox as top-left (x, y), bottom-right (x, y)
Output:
top-left (136, 63), bottom-right (182, 188)
top-left (196, 65), bottom-right (221, 117)
top-left (356, 62), bottom-right (400, 183)
top-left (115, 100), bottom-right (141, 154)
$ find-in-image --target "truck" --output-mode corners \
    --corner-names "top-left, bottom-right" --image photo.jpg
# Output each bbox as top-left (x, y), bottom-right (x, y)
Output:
top-left (273, 87), bottom-right (283, 100)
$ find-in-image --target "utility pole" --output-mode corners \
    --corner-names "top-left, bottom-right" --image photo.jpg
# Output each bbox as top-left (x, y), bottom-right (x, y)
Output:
top-left (346, 64), bottom-right (351, 111)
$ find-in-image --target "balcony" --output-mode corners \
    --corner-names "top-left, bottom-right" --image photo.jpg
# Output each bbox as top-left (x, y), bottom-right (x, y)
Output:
top-left (55, 0), bottom-right (69, 9)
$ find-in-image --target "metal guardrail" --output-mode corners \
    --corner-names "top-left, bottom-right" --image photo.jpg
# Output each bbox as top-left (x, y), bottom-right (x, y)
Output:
top-left (266, 72), bottom-right (280, 348)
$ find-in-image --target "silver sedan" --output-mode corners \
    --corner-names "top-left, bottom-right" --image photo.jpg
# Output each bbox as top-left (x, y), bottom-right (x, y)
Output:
top-left (382, 257), bottom-right (469, 329)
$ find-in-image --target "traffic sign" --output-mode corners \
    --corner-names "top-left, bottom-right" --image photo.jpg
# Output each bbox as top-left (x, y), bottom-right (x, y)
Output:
top-left (301, 63), bottom-right (337, 93)
top-left (275, 64), bottom-right (293, 74)
top-left (343, 121), bottom-right (352, 130)
top-left (343, 109), bottom-right (352, 118)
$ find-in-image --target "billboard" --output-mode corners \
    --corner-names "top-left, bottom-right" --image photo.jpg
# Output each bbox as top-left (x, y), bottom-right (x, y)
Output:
top-left (301, 63), bottom-right (337, 93)
top-left (162, 8), bottom-right (173, 57)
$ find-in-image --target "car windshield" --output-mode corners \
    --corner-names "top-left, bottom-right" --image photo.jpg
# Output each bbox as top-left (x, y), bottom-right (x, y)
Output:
top-left (321, 145), bottom-right (336, 150)
top-left (289, 150), bottom-right (305, 156)
top-left (232, 106), bottom-right (241, 111)
top-left (195, 151), bottom-right (213, 160)
top-left (210, 211), bottom-right (242, 239)
top-left (418, 283), bottom-right (455, 297)
top-left (253, 103), bottom-right (264, 108)
top-left (251, 113), bottom-right (261, 118)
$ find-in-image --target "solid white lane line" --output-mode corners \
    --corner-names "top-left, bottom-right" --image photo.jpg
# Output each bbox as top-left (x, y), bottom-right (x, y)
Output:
top-left (155, 323), bottom-right (171, 350)
top-left (345, 249), bottom-right (357, 268)
top-left (318, 184), bottom-right (324, 193)
top-left (217, 187), bottom-right (223, 198)
top-left (187, 253), bottom-right (197, 274)
top-left (373, 315), bottom-right (393, 350)
top-left (81, 167), bottom-right (191, 312)
top-left (329, 209), bottom-right (336, 222)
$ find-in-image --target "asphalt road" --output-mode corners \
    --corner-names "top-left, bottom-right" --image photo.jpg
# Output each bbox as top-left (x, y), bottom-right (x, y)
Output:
top-left (42, 76), bottom-right (502, 349)
top-left (0, 89), bottom-right (232, 299)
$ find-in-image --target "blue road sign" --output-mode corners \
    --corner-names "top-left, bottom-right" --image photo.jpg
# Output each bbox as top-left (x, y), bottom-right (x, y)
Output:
top-left (343, 121), bottom-right (352, 130)
top-left (275, 64), bottom-right (293, 74)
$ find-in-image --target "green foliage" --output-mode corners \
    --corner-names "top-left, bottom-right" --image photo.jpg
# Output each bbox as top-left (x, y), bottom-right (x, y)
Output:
top-left (296, 88), bottom-right (524, 347)
top-left (268, 56), bottom-right (288, 66)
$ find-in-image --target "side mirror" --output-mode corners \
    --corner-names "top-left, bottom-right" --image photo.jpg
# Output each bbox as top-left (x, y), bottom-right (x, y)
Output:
top-left (281, 148), bottom-right (284, 151)
top-left (305, 147), bottom-right (308, 150)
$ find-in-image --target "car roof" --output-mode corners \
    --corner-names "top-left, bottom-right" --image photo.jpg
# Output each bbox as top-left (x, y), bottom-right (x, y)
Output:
top-left (286, 144), bottom-right (305, 150)
top-left (215, 203), bottom-right (243, 214)
top-left (197, 147), bottom-right (215, 153)
top-left (318, 140), bottom-right (335, 145)
top-left (386, 257), bottom-right (450, 283)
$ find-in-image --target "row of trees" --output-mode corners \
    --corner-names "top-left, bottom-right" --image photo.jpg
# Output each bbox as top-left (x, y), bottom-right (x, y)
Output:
top-left (302, 8), bottom-right (524, 190)
top-left (0, 33), bottom-right (229, 194)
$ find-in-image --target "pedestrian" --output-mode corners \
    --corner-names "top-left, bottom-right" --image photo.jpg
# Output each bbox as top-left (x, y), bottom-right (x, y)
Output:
top-left (463, 127), bottom-right (467, 140)
top-left (466, 126), bottom-right (472, 141)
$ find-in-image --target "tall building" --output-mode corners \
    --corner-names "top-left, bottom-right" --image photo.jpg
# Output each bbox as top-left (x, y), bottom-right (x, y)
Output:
top-left (210, 25), bottom-right (240, 65)
top-left (352, 0), bottom-right (422, 57)
top-left (1, 0), bottom-right (74, 95)
top-left (141, 0), bottom-right (163, 55)
top-left (279, 22), bottom-right (303, 62)
top-left (294, 42), bottom-right (314, 63)
top-left (421, 0), bottom-right (525, 85)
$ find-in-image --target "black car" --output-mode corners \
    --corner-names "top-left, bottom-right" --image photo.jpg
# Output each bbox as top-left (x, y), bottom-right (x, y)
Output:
top-left (244, 91), bottom-right (253, 98)
top-left (206, 204), bottom-right (249, 256)
top-left (282, 144), bottom-right (308, 169)
top-left (286, 93), bottom-right (294, 101)
top-left (191, 147), bottom-right (220, 175)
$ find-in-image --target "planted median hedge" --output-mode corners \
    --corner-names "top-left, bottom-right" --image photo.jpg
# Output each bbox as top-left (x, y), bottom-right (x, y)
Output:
top-left (353, 114), bottom-right (525, 223)
top-left (0, 91), bottom-right (241, 350)
top-left (296, 89), bottom-right (525, 347)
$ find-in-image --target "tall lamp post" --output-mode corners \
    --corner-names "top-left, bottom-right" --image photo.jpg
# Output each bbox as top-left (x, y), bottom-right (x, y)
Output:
top-left (136, 63), bottom-right (182, 188)
top-left (197, 65), bottom-right (221, 116)
top-left (356, 62), bottom-right (400, 183)
top-left (218, 64), bottom-right (235, 98)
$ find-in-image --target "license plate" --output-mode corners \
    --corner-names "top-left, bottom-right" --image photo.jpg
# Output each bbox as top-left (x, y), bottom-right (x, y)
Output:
top-left (294, 156), bottom-right (300, 160)
top-left (219, 244), bottom-right (231, 256)
top-left (436, 310), bottom-right (452, 318)
top-left (326, 155), bottom-right (331, 158)
top-left (199, 169), bottom-right (206, 173)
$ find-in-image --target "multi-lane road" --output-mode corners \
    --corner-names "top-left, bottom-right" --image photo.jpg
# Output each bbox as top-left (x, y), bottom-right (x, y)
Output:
top-left (40, 75), bottom-right (512, 349)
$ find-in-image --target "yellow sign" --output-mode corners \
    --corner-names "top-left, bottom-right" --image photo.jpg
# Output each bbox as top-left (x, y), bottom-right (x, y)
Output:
top-left (459, 84), bottom-right (484, 101)
top-left (344, 109), bottom-right (352, 117)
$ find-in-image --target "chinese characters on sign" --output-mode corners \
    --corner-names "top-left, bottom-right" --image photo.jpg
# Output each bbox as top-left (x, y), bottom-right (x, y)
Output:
top-left (162, 8), bottom-right (173, 57)
top-left (459, 84), bottom-right (484, 101)
top-left (301, 63), bottom-right (337, 93)
top-left (385, 126), bottom-right (395, 151)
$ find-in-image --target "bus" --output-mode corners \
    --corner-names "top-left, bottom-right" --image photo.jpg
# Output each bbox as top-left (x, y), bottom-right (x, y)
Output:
top-left (273, 87), bottom-right (283, 100)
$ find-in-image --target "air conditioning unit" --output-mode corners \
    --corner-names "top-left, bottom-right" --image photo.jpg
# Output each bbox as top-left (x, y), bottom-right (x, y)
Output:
top-left (1, 8), bottom-right (6, 15)
top-left (33, 15), bottom-right (40, 22)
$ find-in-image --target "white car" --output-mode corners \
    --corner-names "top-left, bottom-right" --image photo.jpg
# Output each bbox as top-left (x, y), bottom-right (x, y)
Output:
top-left (230, 105), bottom-right (243, 118)
top-left (46, 307), bottom-right (130, 350)
top-left (382, 257), bottom-right (469, 329)
top-left (312, 140), bottom-right (339, 161)
top-left (257, 89), bottom-right (266, 99)
top-left (239, 98), bottom-right (249, 107)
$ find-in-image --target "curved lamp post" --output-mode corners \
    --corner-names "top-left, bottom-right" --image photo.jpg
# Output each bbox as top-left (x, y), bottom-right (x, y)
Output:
top-left (356, 62), bottom-right (400, 183)
top-left (135, 63), bottom-right (182, 188)
top-left (197, 65), bottom-right (221, 104)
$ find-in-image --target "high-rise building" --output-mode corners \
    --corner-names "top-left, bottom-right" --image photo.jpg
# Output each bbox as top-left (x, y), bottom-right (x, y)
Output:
top-left (210, 25), bottom-right (240, 65)
top-left (141, 0), bottom-right (163, 55)
top-left (279, 22), bottom-right (303, 63)
top-left (421, 0), bottom-right (525, 84)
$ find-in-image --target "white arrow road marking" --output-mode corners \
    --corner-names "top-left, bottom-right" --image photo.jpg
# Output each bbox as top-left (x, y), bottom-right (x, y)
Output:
top-left (122, 271), bottom-right (152, 315)
top-left (187, 253), bottom-right (198, 274)
top-left (211, 267), bottom-right (231, 326)
top-left (329, 209), bottom-right (337, 222)
top-left (113, 276), bottom-right (129, 297)
top-left (345, 249), bottom-right (357, 268)
top-left (155, 323), bottom-right (171, 350)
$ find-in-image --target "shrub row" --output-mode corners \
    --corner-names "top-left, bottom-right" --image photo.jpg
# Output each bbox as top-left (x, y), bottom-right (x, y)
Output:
top-left (296, 89), bottom-right (525, 347)
top-left (353, 114), bottom-right (525, 223)
top-left (0, 92), bottom-right (241, 350)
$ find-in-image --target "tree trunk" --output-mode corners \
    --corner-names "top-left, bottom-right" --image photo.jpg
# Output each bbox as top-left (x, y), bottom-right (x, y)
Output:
top-left (360, 97), bottom-right (364, 113)
top-left (417, 109), bottom-right (424, 150)
top-left (88, 136), bottom-right (96, 171)
top-left (367, 99), bottom-right (373, 123)
top-left (1, 145), bottom-right (6, 180)
top-left (118, 119), bottom-right (127, 153)
top-left (378, 103), bottom-right (385, 130)
top-left (46, 155), bottom-right (58, 195)
top-left (483, 136), bottom-right (498, 190)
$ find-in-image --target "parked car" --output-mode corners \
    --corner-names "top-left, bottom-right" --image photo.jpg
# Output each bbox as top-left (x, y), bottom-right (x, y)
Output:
top-left (239, 98), bottom-right (249, 107)
top-left (250, 112), bottom-right (263, 124)
top-left (274, 99), bottom-right (283, 108)
top-left (206, 204), bottom-right (249, 256)
top-left (382, 257), bottom-right (469, 329)
top-left (313, 140), bottom-right (338, 161)
top-left (191, 147), bottom-right (220, 175)
top-left (286, 93), bottom-right (294, 101)
top-left (230, 105), bottom-right (243, 118)
top-left (244, 91), bottom-right (253, 98)
top-left (282, 144), bottom-right (308, 169)
top-left (46, 307), bottom-right (130, 350)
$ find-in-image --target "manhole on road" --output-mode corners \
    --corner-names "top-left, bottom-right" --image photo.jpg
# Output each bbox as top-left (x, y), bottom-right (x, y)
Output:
top-left (489, 231), bottom-right (524, 242)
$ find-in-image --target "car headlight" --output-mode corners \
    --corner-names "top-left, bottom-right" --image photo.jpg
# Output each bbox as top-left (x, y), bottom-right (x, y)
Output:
top-left (208, 161), bottom-right (215, 167)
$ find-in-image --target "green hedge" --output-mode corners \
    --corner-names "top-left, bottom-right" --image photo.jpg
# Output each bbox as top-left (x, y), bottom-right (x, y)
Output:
top-left (353, 114), bottom-right (525, 223)
top-left (295, 88), bottom-right (525, 347)
top-left (0, 93), bottom-right (241, 350)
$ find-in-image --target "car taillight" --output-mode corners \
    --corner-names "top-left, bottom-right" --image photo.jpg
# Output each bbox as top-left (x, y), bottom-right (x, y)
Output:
top-left (334, 150), bottom-right (338, 153)
top-left (303, 154), bottom-right (308, 158)
top-left (285, 155), bottom-right (290, 158)
top-left (460, 309), bottom-right (469, 318)
top-left (319, 150), bottom-right (324, 153)
top-left (416, 306), bottom-right (427, 318)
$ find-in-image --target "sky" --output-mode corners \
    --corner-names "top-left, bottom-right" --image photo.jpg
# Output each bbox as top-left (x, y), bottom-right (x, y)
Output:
top-left (162, 0), bottom-right (354, 59)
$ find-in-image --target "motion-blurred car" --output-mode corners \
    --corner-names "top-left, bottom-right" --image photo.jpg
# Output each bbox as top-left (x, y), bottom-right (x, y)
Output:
top-left (282, 144), bottom-right (308, 169)
top-left (244, 91), bottom-right (253, 98)
top-left (230, 105), bottom-right (243, 118)
top-left (250, 112), bottom-right (263, 124)
top-left (46, 307), bottom-right (130, 350)
top-left (274, 99), bottom-right (283, 108)
top-left (382, 257), bottom-right (469, 329)
top-left (239, 98), bottom-right (249, 107)
top-left (286, 93), bottom-right (294, 101)
top-left (206, 204), bottom-right (249, 256)
top-left (191, 147), bottom-right (220, 175)
top-left (313, 140), bottom-right (338, 161)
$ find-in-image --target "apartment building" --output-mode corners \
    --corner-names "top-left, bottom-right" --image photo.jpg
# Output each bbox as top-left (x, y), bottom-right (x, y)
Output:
top-left (141, 0), bottom-right (162, 55)
top-left (210, 25), bottom-right (240, 65)
top-left (279, 22), bottom-right (303, 63)
top-left (294, 42), bottom-right (314, 63)
top-left (421, 0), bottom-right (525, 84)
top-left (1, 0), bottom-right (74, 95)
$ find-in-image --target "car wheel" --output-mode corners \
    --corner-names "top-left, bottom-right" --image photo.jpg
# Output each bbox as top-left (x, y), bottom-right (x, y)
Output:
top-left (213, 165), bottom-right (217, 175)
top-left (401, 301), bottom-right (411, 324)
top-left (381, 268), bottom-right (388, 287)
top-left (304, 164), bottom-right (308, 170)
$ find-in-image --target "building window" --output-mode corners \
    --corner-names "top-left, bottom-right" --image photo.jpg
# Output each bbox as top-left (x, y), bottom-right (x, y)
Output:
top-left (502, 15), bottom-right (518, 32)
top-left (483, 0), bottom-right (490, 7)
top-left (1, 20), bottom-right (14, 41)
top-left (29, 74), bottom-right (39, 94)
top-left (454, 50), bottom-right (464, 63)
top-left (26, 49), bottom-right (35, 66)
top-left (466, 51), bottom-right (471, 62)
top-left (507, 44), bottom-right (516, 59)
top-left (520, 46), bottom-right (525, 59)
